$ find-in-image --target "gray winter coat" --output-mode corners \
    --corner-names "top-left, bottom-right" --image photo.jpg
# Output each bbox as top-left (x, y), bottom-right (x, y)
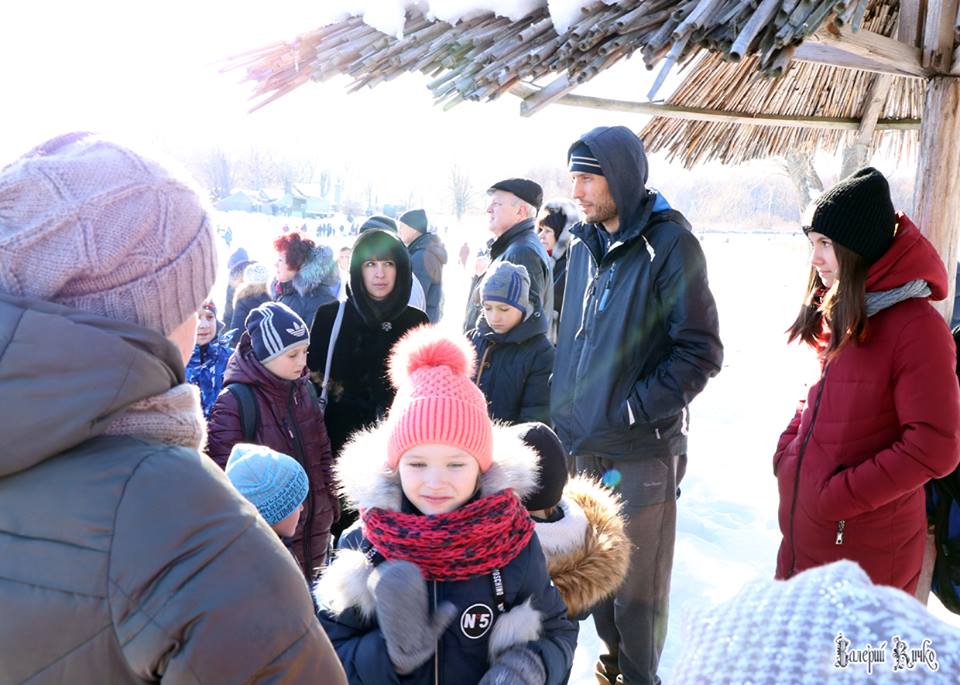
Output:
top-left (0, 293), bottom-right (346, 685)
top-left (463, 219), bottom-right (553, 332)
top-left (550, 127), bottom-right (723, 460)
top-left (407, 231), bottom-right (447, 323)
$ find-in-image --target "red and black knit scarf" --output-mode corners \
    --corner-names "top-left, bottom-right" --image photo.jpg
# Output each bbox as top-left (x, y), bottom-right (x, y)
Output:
top-left (362, 490), bottom-right (534, 582)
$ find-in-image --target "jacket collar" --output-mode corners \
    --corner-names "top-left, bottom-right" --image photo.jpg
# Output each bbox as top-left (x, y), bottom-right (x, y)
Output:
top-left (491, 218), bottom-right (535, 261)
top-left (477, 309), bottom-right (548, 344)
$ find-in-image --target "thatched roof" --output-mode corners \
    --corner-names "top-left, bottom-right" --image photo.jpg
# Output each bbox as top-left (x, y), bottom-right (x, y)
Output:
top-left (227, 0), bottom-right (880, 111)
top-left (640, 2), bottom-right (924, 166)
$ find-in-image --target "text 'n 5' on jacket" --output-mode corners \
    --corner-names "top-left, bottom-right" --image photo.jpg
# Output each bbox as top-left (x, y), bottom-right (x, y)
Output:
top-left (468, 310), bottom-right (554, 425)
top-left (0, 293), bottom-right (345, 685)
top-left (773, 214), bottom-right (960, 594)
top-left (206, 333), bottom-right (338, 577)
top-left (314, 424), bottom-right (579, 685)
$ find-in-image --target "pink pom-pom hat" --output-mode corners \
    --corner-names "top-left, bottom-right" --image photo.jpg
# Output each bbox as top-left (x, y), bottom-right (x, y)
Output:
top-left (385, 326), bottom-right (493, 472)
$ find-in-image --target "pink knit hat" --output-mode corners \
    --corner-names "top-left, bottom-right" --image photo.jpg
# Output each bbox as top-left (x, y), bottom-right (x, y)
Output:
top-left (0, 132), bottom-right (217, 336)
top-left (386, 326), bottom-right (493, 472)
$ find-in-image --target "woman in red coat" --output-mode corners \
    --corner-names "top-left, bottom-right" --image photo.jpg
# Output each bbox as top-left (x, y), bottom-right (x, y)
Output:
top-left (774, 167), bottom-right (960, 594)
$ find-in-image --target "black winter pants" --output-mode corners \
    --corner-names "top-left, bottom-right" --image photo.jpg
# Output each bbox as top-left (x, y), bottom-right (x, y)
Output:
top-left (577, 453), bottom-right (686, 685)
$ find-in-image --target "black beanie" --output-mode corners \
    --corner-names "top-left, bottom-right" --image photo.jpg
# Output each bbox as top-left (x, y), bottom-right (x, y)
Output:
top-left (399, 208), bottom-right (428, 233)
top-left (805, 167), bottom-right (896, 263)
top-left (516, 422), bottom-right (569, 511)
top-left (360, 215), bottom-right (397, 233)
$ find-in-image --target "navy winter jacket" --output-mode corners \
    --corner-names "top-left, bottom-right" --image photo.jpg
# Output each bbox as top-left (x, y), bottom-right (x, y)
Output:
top-left (550, 126), bottom-right (723, 460)
top-left (468, 311), bottom-right (554, 424)
top-left (408, 232), bottom-right (447, 323)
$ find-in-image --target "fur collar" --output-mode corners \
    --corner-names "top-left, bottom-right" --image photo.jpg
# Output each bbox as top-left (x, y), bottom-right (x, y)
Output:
top-left (293, 244), bottom-right (339, 297)
top-left (541, 476), bottom-right (630, 616)
top-left (534, 497), bottom-right (589, 557)
top-left (233, 281), bottom-right (269, 305)
top-left (334, 422), bottom-right (539, 512)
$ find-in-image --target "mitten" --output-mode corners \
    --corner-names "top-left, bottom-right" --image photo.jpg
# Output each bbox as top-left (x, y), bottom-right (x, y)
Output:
top-left (479, 646), bottom-right (546, 685)
top-left (368, 559), bottom-right (457, 674)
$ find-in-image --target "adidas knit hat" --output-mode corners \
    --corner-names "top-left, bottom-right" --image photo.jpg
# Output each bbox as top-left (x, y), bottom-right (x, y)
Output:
top-left (245, 301), bottom-right (309, 363)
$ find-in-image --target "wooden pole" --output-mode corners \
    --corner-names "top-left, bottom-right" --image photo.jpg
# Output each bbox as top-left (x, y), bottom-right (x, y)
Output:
top-left (913, 76), bottom-right (960, 320)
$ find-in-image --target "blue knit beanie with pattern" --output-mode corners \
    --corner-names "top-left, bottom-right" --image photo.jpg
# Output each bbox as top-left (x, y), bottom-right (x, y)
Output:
top-left (226, 443), bottom-right (309, 526)
top-left (481, 261), bottom-right (532, 318)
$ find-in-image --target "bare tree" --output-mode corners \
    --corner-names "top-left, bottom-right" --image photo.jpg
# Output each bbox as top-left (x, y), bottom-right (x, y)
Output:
top-left (449, 164), bottom-right (474, 221)
top-left (200, 147), bottom-right (236, 201)
top-left (780, 150), bottom-right (824, 214)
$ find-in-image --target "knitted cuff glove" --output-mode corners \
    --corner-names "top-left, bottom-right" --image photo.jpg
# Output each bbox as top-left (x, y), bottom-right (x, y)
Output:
top-left (368, 559), bottom-right (457, 674)
top-left (479, 646), bottom-right (546, 685)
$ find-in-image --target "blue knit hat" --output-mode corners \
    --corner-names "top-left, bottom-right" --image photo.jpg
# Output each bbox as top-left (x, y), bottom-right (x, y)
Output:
top-left (245, 301), bottom-right (309, 363)
top-left (226, 443), bottom-right (309, 526)
top-left (480, 261), bottom-right (531, 318)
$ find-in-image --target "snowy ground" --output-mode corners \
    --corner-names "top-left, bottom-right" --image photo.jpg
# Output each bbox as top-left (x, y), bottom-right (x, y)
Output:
top-left (215, 214), bottom-right (960, 683)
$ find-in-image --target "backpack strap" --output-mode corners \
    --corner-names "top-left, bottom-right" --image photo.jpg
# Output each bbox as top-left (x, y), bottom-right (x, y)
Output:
top-left (224, 383), bottom-right (259, 443)
top-left (319, 300), bottom-right (346, 412)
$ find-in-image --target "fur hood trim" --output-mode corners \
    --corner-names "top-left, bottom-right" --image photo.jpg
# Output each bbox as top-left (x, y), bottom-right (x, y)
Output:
top-left (334, 421), bottom-right (540, 511)
top-left (293, 244), bottom-right (339, 296)
top-left (543, 198), bottom-right (578, 261)
top-left (534, 497), bottom-right (590, 557)
top-left (541, 476), bottom-right (630, 616)
top-left (233, 281), bottom-right (269, 306)
top-left (314, 547), bottom-right (376, 619)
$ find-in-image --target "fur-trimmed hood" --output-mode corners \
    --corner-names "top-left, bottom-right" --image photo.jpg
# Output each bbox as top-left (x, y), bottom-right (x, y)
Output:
top-left (233, 281), bottom-right (269, 307)
top-left (542, 197), bottom-right (578, 262)
top-left (535, 476), bottom-right (630, 616)
top-left (292, 244), bottom-right (339, 297)
top-left (333, 421), bottom-right (540, 512)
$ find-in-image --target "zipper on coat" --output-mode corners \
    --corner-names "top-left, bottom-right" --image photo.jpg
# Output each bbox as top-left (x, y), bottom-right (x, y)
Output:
top-left (835, 519), bottom-right (846, 545)
top-left (433, 581), bottom-right (440, 685)
top-left (287, 383), bottom-right (315, 579)
top-left (787, 364), bottom-right (830, 577)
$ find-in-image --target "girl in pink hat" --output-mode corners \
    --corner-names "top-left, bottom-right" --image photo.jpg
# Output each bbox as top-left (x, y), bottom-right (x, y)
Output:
top-left (315, 326), bottom-right (577, 685)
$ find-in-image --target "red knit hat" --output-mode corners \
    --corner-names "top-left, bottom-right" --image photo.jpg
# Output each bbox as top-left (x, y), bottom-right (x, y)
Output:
top-left (386, 326), bottom-right (493, 472)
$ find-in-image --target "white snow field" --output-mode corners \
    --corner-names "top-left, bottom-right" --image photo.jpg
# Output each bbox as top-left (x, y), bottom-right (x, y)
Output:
top-left (214, 214), bottom-right (960, 683)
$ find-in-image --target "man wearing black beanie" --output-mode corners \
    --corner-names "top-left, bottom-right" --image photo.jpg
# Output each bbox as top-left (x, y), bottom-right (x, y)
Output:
top-left (552, 126), bottom-right (723, 685)
top-left (398, 209), bottom-right (448, 323)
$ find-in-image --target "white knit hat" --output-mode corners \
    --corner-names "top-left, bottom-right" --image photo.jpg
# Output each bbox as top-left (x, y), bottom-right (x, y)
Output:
top-left (0, 132), bottom-right (218, 335)
top-left (673, 560), bottom-right (960, 684)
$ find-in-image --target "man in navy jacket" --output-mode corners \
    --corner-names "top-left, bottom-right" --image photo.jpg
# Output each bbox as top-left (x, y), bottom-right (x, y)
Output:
top-left (551, 127), bottom-right (723, 685)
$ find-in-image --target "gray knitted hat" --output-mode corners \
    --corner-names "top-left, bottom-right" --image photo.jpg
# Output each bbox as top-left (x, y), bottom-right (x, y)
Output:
top-left (480, 261), bottom-right (531, 318)
top-left (0, 132), bottom-right (218, 336)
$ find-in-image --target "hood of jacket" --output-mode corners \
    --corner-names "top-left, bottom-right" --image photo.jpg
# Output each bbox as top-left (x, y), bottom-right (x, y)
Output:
top-left (569, 126), bottom-right (650, 237)
top-left (223, 332), bottom-right (303, 401)
top-left (292, 244), bottom-right (340, 297)
top-left (535, 476), bottom-right (630, 616)
top-left (0, 294), bottom-right (183, 476)
top-left (233, 281), bottom-right (270, 306)
top-left (475, 307), bottom-right (549, 344)
top-left (542, 198), bottom-right (579, 262)
top-left (347, 228), bottom-right (414, 326)
top-left (334, 422), bottom-right (539, 514)
top-left (865, 212), bottom-right (947, 299)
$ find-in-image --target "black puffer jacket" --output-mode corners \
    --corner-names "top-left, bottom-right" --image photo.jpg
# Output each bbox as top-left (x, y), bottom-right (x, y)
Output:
top-left (463, 219), bottom-right (552, 331)
top-left (275, 244), bottom-right (340, 328)
top-left (307, 229), bottom-right (429, 457)
top-left (408, 231), bottom-right (447, 323)
top-left (468, 310), bottom-right (554, 424)
top-left (550, 126), bottom-right (723, 460)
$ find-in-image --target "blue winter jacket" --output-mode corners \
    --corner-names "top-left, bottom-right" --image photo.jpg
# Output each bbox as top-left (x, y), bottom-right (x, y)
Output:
top-left (550, 126), bottom-right (723, 460)
top-left (314, 424), bottom-right (578, 685)
top-left (185, 335), bottom-right (233, 417)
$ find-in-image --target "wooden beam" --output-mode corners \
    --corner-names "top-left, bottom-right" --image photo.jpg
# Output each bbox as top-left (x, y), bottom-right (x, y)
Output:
top-left (518, 74), bottom-right (578, 117)
top-left (508, 86), bottom-right (920, 129)
top-left (913, 77), bottom-right (960, 320)
top-left (794, 25), bottom-right (928, 78)
top-left (921, 0), bottom-right (960, 71)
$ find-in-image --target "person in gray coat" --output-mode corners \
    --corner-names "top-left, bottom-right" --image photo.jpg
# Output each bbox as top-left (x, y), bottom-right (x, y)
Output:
top-left (551, 127), bottom-right (723, 685)
top-left (0, 133), bottom-right (346, 685)
top-left (463, 178), bottom-right (553, 332)
top-left (398, 208), bottom-right (448, 323)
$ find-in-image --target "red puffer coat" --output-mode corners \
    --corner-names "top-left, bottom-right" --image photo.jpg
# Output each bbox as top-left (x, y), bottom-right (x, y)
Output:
top-left (207, 334), bottom-right (337, 578)
top-left (774, 214), bottom-right (960, 594)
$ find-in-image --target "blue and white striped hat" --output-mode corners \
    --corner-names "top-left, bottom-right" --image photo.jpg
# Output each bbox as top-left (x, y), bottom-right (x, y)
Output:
top-left (480, 261), bottom-right (532, 318)
top-left (245, 301), bottom-right (309, 363)
top-left (568, 139), bottom-right (604, 176)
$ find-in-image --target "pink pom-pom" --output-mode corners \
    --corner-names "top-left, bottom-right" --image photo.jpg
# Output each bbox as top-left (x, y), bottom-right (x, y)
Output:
top-left (388, 325), bottom-right (476, 388)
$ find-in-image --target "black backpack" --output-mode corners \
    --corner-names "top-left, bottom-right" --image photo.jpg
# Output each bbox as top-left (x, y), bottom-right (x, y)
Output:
top-left (223, 381), bottom-right (321, 442)
top-left (926, 325), bottom-right (960, 613)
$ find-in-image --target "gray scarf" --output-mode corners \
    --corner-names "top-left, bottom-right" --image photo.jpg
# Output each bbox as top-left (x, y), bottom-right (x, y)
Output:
top-left (865, 279), bottom-right (931, 317)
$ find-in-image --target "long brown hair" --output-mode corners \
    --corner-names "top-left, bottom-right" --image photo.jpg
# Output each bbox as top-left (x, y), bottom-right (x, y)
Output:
top-left (787, 241), bottom-right (870, 360)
